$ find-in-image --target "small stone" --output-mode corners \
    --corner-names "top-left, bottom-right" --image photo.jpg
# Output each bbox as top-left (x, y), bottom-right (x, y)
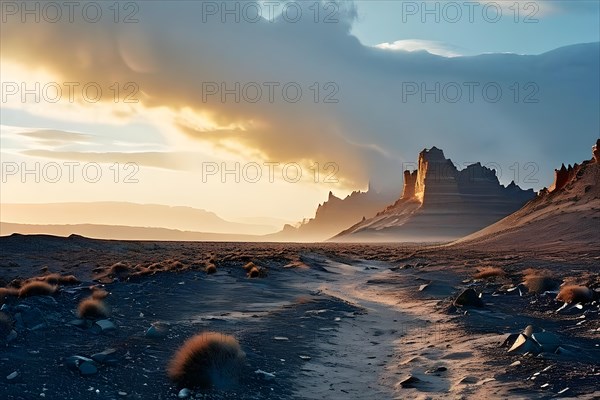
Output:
top-left (523, 325), bottom-right (534, 338)
top-left (425, 366), bottom-right (447, 374)
top-left (273, 336), bottom-right (289, 341)
top-left (65, 355), bottom-right (95, 371)
top-left (6, 371), bottom-right (18, 380)
top-left (92, 319), bottom-right (116, 333)
top-left (299, 355), bottom-right (311, 360)
top-left (459, 376), bottom-right (479, 384)
top-left (68, 319), bottom-right (87, 328)
top-left (118, 392), bottom-right (127, 396)
top-left (91, 349), bottom-right (118, 365)
top-left (254, 369), bottom-right (276, 380)
top-left (178, 388), bottom-right (191, 398)
top-left (145, 324), bottom-right (168, 339)
top-left (509, 360), bottom-right (521, 367)
top-left (79, 361), bottom-right (98, 376)
top-left (399, 375), bottom-right (421, 388)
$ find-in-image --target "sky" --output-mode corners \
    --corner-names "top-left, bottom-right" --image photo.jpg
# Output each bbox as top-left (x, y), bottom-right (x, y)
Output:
top-left (1, 0), bottom-right (599, 226)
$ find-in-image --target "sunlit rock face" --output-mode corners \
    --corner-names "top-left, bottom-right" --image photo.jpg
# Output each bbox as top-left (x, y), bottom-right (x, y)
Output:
top-left (401, 170), bottom-right (417, 200)
top-left (333, 146), bottom-right (535, 242)
top-left (592, 139), bottom-right (599, 163)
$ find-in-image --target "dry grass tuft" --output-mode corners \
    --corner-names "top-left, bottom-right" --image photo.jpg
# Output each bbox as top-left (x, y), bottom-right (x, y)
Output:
top-left (473, 267), bottom-right (505, 280)
top-left (91, 288), bottom-right (109, 300)
top-left (557, 285), bottom-right (594, 304)
top-left (242, 262), bottom-right (257, 272)
top-left (109, 262), bottom-right (131, 278)
top-left (247, 266), bottom-right (260, 278)
top-left (206, 264), bottom-right (217, 274)
top-left (18, 281), bottom-right (57, 298)
top-left (522, 269), bottom-right (561, 294)
top-left (167, 332), bottom-right (245, 389)
top-left (78, 297), bottom-right (109, 320)
top-left (41, 273), bottom-right (80, 285)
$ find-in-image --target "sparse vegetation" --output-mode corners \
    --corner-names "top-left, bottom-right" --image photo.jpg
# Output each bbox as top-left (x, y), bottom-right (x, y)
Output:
top-left (206, 264), bottom-right (217, 274)
top-left (78, 297), bottom-right (109, 320)
top-left (242, 262), bottom-right (257, 272)
top-left (18, 281), bottom-right (57, 298)
top-left (522, 269), bottom-right (561, 294)
top-left (91, 288), bottom-right (109, 300)
top-left (247, 266), bottom-right (260, 278)
top-left (557, 285), bottom-right (595, 304)
top-left (473, 267), bottom-right (505, 279)
top-left (109, 262), bottom-right (131, 278)
top-left (167, 332), bottom-right (245, 389)
top-left (41, 273), bottom-right (80, 285)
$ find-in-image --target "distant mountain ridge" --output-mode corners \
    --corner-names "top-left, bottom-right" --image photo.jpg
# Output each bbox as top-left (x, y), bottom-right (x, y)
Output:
top-left (0, 202), bottom-right (278, 235)
top-left (268, 185), bottom-right (396, 241)
top-left (333, 146), bottom-right (535, 242)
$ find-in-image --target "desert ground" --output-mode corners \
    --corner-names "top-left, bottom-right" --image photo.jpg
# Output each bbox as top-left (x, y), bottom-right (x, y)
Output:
top-left (1, 235), bottom-right (599, 399)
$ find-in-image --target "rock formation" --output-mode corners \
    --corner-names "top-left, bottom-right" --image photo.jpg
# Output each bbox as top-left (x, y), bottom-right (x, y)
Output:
top-left (453, 139), bottom-right (600, 251)
top-left (333, 146), bottom-right (535, 242)
top-left (269, 184), bottom-right (396, 242)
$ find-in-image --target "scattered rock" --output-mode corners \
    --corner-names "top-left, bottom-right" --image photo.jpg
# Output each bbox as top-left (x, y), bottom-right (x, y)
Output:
top-left (458, 376), bottom-right (479, 385)
top-left (531, 332), bottom-right (561, 353)
top-left (254, 369), bottom-right (275, 380)
top-left (453, 288), bottom-right (484, 308)
top-left (90, 319), bottom-right (116, 334)
top-left (6, 371), bottom-right (18, 380)
top-left (79, 361), bottom-right (98, 376)
top-left (178, 388), bottom-right (191, 398)
top-left (399, 375), bottom-right (422, 388)
top-left (299, 355), bottom-right (311, 361)
top-left (425, 366), bottom-right (447, 374)
top-left (145, 323), bottom-right (169, 339)
top-left (65, 356), bottom-right (99, 376)
top-left (91, 349), bottom-right (118, 365)
top-left (508, 334), bottom-right (540, 354)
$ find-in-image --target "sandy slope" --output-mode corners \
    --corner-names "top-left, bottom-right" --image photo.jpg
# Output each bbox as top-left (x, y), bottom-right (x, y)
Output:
top-left (453, 158), bottom-right (599, 252)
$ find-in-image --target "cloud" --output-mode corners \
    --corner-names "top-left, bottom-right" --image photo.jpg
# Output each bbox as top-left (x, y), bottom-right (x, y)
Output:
top-left (375, 40), bottom-right (464, 57)
top-left (1, 1), bottom-right (598, 192)
top-left (22, 150), bottom-right (187, 171)
top-left (18, 129), bottom-right (94, 145)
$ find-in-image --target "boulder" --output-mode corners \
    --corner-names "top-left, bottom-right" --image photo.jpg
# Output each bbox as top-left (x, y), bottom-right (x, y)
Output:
top-left (508, 334), bottom-right (540, 354)
top-left (453, 288), bottom-right (484, 307)
top-left (531, 332), bottom-right (561, 353)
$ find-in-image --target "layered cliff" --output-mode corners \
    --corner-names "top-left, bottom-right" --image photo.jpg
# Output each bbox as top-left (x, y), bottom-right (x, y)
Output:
top-left (454, 139), bottom-right (600, 251)
top-left (333, 146), bottom-right (535, 242)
